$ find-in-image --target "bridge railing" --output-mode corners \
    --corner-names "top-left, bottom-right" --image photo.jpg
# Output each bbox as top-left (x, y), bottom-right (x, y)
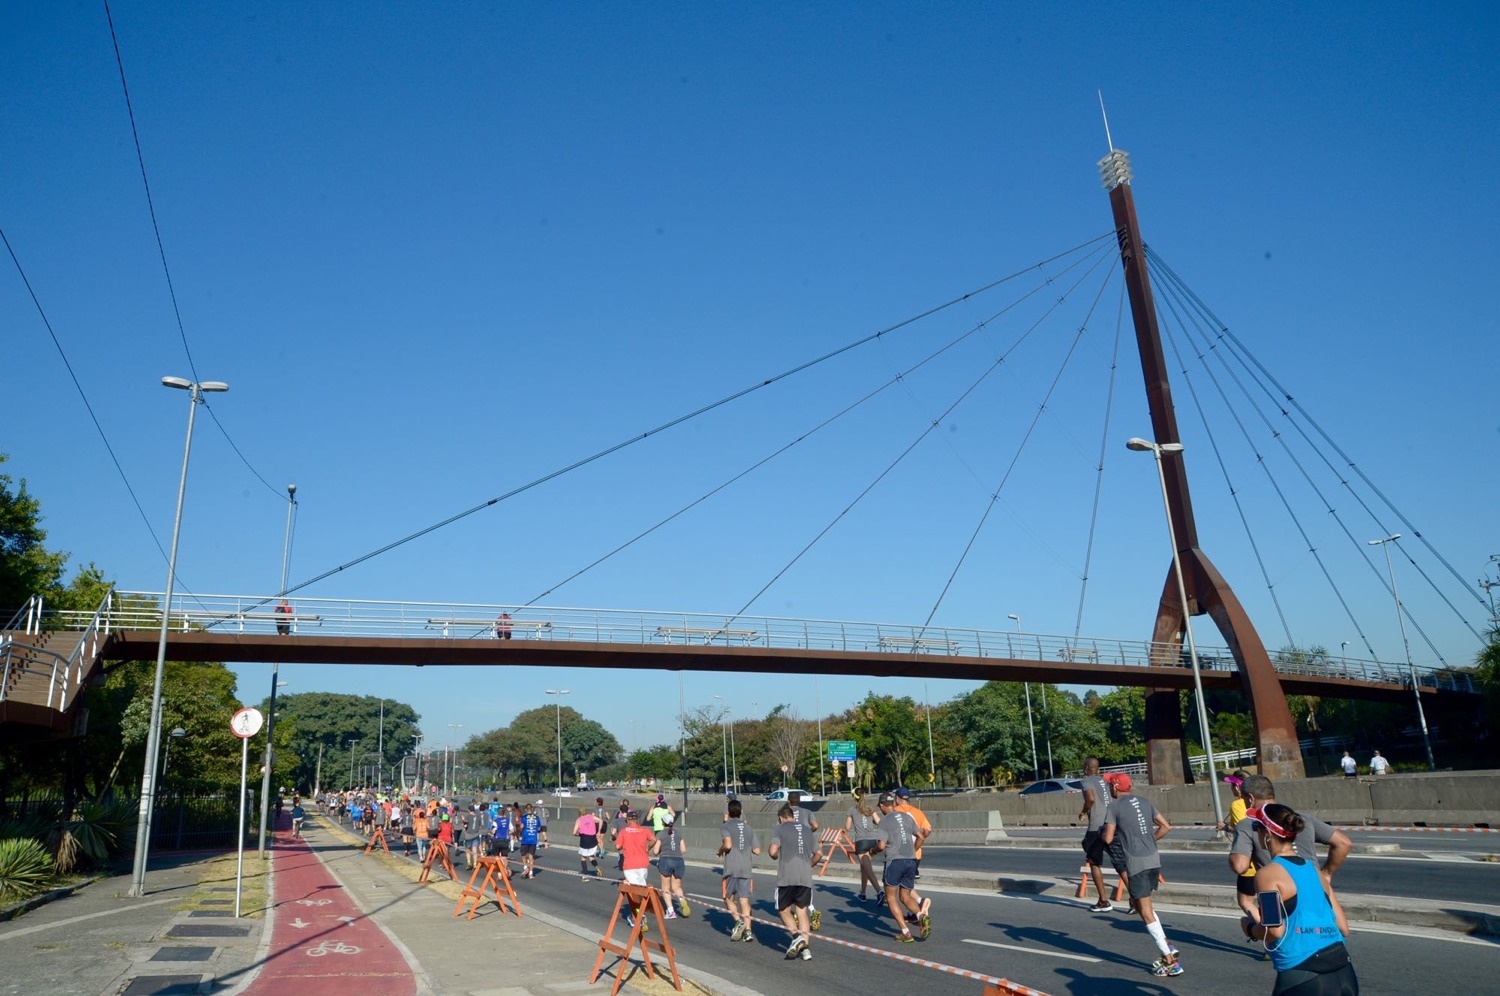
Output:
top-left (35, 591), bottom-right (1472, 692)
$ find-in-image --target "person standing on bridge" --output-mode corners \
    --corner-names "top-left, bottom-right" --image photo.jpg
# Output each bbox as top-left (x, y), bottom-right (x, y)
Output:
top-left (275, 599), bottom-right (292, 635)
top-left (1230, 775), bottom-right (1352, 903)
top-left (495, 611), bottom-right (513, 639)
top-left (1102, 774), bottom-right (1182, 977)
top-left (1078, 758), bottom-right (1118, 912)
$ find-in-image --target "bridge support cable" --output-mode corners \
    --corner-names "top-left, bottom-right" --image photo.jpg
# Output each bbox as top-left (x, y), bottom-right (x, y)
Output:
top-left (1071, 283), bottom-right (1130, 640)
top-left (918, 254), bottom-right (1120, 633)
top-left (1148, 256), bottom-right (1380, 659)
top-left (520, 247), bottom-right (1115, 608)
top-left (274, 236), bottom-right (1119, 602)
top-left (720, 251), bottom-right (1118, 632)
top-left (1147, 249), bottom-right (1483, 656)
top-left (1146, 248), bottom-right (1489, 640)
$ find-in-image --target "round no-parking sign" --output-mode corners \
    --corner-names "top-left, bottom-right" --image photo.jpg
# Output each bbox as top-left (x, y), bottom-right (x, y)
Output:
top-left (230, 707), bottom-right (264, 739)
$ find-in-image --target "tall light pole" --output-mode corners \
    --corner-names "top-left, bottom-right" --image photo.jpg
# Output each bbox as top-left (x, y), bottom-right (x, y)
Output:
top-left (1008, 613), bottom-right (1040, 782)
top-left (546, 690), bottom-right (569, 819)
top-left (446, 723), bottom-right (463, 795)
top-left (257, 483), bottom-right (296, 855)
top-left (348, 739), bottom-right (360, 789)
top-left (713, 695), bottom-right (729, 792)
top-left (1127, 437), bottom-right (1225, 828)
top-left (129, 376), bottom-right (228, 898)
top-left (923, 683), bottom-right (936, 788)
top-left (1368, 534), bottom-right (1436, 770)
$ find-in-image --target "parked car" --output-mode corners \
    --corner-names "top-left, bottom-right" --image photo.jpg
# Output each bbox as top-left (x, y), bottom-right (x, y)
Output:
top-left (764, 787), bottom-right (817, 802)
top-left (1018, 778), bottom-right (1083, 796)
top-left (549, 788), bottom-right (573, 797)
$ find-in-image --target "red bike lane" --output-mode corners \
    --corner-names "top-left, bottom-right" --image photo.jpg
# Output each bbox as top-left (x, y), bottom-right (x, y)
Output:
top-left (244, 822), bottom-right (417, 995)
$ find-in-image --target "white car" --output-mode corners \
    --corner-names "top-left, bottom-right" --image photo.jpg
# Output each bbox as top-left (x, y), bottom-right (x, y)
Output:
top-left (764, 788), bottom-right (816, 802)
top-left (549, 788), bottom-right (572, 797)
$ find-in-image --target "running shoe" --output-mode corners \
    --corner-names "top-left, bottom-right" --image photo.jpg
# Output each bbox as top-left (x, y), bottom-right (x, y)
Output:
top-left (664, 908), bottom-right (677, 919)
top-left (679, 899), bottom-right (691, 918)
top-left (919, 913), bottom-right (931, 939)
top-left (809, 908), bottom-right (822, 932)
top-left (897, 931), bottom-right (915, 943)
top-left (786, 935), bottom-right (809, 959)
top-left (1088, 900), bottom-right (1115, 913)
top-left (801, 945), bottom-right (812, 961)
top-left (730, 920), bottom-right (747, 942)
top-left (742, 926), bottom-right (754, 942)
top-left (918, 897), bottom-right (932, 919)
top-left (1151, 958), bottom-right (1184, 977)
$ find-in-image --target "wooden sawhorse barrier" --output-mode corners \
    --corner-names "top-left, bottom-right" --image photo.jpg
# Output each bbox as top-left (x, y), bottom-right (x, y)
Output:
top-left (419, 839), bottom-right (459, 884)
top-left (591, 883), bottom-right (681, 996)
top-left (1073, 863), bottom-right (1165, 902)
top-left (364, 826), bottom-right (390, 855)
top-left (815, 827), bottom-right (858, 875)
top-left (454, 855), bottom-right (522, 919)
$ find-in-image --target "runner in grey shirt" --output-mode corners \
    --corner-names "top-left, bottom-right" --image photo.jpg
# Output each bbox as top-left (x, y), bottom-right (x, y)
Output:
top-left (1102, 774), bottom-right (1181, 978)
top-left (845, 799), bottom-right (882, 901)
top-left (1077, 757), bottom-right (1117, 911)
top-left (1228, 774), bottom-right (1352, 887)
top-left (769, 805), bottom-right (815, 959)
top-left (718, 799), bottom-right (761, 941)
top-left (875, 793), bottom-right (930, 941)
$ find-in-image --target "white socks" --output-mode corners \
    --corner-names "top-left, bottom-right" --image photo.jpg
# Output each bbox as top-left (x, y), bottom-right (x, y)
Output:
top-left (1145, 916), bottom-right (1172, 957)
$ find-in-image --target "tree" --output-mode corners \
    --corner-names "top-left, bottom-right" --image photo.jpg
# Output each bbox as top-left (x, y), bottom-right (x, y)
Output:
top-left (0, 455), bottom-right (68, 615)
top-left (845, 694), bottom-right (926, 788)
top-left (765, 706), bottom-right (808, 786)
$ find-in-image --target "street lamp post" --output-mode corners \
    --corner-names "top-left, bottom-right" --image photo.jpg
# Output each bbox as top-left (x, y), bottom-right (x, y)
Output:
top-left (446, 723), bottom-right (463, 795)
top-left (546, 690), bottom-right (569, 819)
top-left (713, 695), bottom-right (730, 792)
top-left (128, 376), bottom-right (228, 898)
top-left (160, 727), bottom-right (188, 783)
top-left (258, 484), bottom-right (296, 855)
top-left (1368, 534), bottom-right (1436, 770)
top-left (348, 740), bottom-right (360, 789)
top-left (1008, 613), bottom-right (1040, 782)
top-left (923, 683), bottom-right (936, 787)
top-left (1126, 436), bottom-right (1226, 829)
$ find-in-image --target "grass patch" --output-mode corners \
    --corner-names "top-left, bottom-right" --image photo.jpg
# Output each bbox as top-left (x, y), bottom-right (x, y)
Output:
top-left (176, 853), bottom-right (269, 918)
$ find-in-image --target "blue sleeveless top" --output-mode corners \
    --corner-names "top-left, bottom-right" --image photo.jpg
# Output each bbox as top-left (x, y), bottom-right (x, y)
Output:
top-left (1269, 855), bottom-right (1345, 970)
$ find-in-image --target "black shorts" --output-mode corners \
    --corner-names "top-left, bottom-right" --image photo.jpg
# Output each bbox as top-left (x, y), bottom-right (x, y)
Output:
top-left (1236, 874), bottom-right (1257, 897)
top-left (1126, 868), bottom-right (1162, 900)
top-left (1081, 830), bottom-right (1108, 866)
top-left (855, 839), bottom-right (880, 854)
top-left (777, 885), bottom-right (812, 911)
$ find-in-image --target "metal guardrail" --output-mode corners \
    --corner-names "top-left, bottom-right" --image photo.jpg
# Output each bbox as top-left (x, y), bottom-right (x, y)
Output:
top-left (1, 593), bottom-right (114, 710)
top-left (26, 590), bottom-right (1476, 694)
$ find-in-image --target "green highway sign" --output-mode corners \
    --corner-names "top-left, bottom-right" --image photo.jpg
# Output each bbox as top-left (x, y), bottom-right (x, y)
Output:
top-left (827, 740), bottom-right (857, 761)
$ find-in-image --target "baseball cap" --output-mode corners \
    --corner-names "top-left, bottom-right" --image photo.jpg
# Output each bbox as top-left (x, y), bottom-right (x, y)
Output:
top-left (894, 787), bottom-right (911, 798)
top-left (626, 809), bottom-right (640, 820)
top-left (877, 792), bottom-right (896, 805)
top-left (1108, 773), bottom-right (1133, 793)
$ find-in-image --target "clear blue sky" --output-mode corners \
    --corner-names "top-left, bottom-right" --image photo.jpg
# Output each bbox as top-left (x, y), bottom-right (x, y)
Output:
top-left (5, 3), bottom-right (1496, 757)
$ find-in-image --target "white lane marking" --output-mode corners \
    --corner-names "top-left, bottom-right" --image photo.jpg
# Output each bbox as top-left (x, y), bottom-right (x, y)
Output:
top-left (0, 896), bottom-right (178, 941)
top-left (962, 938), bottom-right (1102, 963)
top-left (288, 917), bottom-right (311, 928)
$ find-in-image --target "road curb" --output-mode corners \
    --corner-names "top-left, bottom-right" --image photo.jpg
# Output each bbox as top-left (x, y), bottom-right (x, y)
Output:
top-left (0, 873), bottom-right (102, 923)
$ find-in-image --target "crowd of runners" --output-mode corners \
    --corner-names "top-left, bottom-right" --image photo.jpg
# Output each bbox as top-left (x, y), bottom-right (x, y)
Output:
top-left (318, 765), bottom-right (1359, 993)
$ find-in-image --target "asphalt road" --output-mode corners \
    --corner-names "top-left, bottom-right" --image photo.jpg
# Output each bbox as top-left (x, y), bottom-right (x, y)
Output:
top-left (921, 839), bottom-right (1500, 908)
top-left (414, 846), bottom-right (1498, 996)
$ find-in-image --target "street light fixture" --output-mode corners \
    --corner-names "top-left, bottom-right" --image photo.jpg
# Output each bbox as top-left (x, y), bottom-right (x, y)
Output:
top-left (160, 727), bottom-right (188, 783)
top-left (1126, 436), bottom-right (1226, 830)
top-left (546, 690), bottom-right (570, 819)
top-left (128, 376), bottom-right (228, 898)
top-left (257, 483), bottom-right (297, 855)
top-left (1368, 534), bottom-right (1436, 770)
top-left (1008, 613), bottom-right (1040, 782)
top-left (713, 695), bottom-right (730, 793)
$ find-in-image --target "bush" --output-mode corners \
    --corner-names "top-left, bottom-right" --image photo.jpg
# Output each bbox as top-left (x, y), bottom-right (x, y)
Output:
top-left (0, 838), bottom-right (54, 905)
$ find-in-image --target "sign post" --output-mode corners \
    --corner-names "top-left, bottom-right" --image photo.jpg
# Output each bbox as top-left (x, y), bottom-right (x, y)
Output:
top-left (230, 707), bottom-right (264, 917)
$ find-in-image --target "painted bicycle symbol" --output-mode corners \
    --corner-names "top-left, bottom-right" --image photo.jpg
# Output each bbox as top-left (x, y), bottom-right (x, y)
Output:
top-left (306, 939), bottom-right (361, 957)
top-left (295, 898), bottom-right (333, 906)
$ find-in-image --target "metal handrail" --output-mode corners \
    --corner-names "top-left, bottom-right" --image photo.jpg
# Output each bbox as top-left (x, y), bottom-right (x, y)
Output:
top-left (28, 590), bottom-right (1472, 693)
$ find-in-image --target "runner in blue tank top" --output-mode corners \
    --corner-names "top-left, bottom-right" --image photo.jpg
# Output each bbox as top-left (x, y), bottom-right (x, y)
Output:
top-left (1241, 803), bottom-right (1358, 996)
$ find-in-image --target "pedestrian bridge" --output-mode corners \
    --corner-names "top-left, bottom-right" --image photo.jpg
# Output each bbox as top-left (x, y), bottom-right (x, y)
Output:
top-left (1, 591), bottom-right (1474, 739)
